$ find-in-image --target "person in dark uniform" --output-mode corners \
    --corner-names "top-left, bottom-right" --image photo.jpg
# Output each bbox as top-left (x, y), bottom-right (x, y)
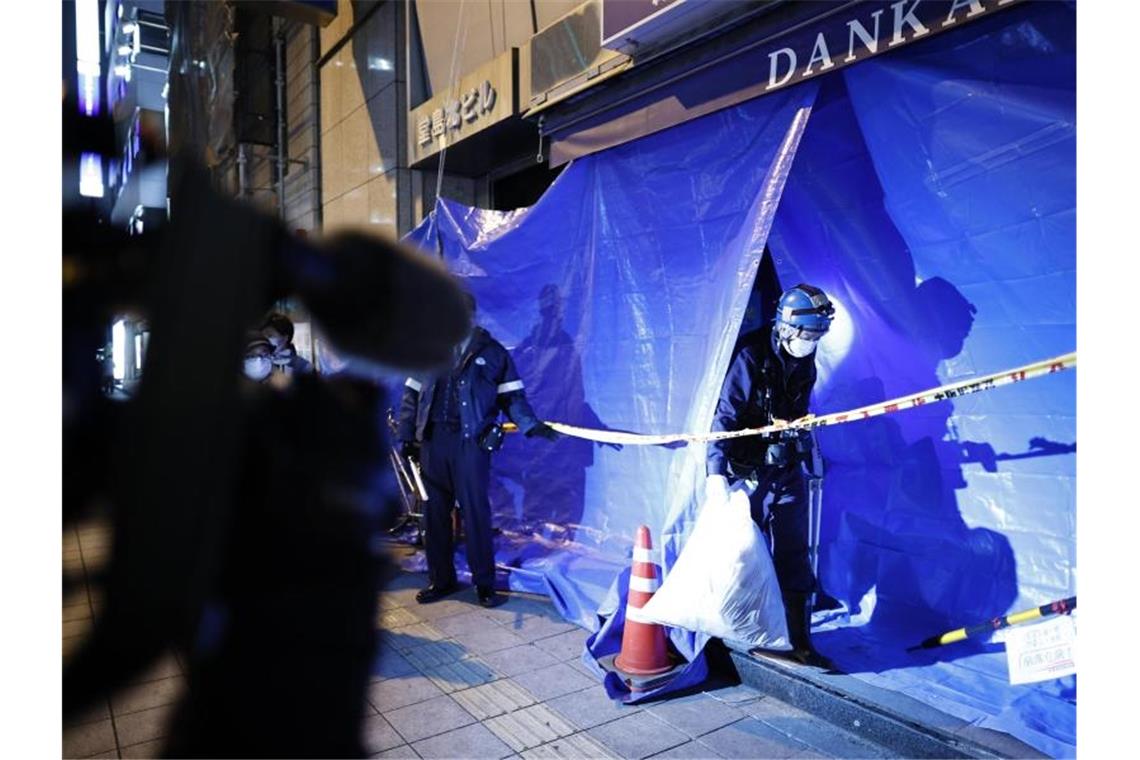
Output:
top-left (397, 292), bottom-right (559, 607)
top-left (707, 283), bottom-right (835, 667)
top-left (261, 311), bottom-right (314, 375)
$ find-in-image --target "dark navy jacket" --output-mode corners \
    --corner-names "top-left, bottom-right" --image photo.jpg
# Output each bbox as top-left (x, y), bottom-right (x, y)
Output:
top-left (397, 327), bottom-right (541, 444)
top-left (708, 325), bottom-right (816, 477)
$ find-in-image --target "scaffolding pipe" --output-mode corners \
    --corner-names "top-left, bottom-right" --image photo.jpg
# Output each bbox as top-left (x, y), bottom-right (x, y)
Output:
top-left (237, 143), bottom-right (248, 198)
top-left (274, 18), bottom-right (287, 220)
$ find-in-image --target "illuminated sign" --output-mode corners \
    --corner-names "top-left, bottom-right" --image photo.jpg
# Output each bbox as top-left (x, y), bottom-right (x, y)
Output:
top-left (408, 49), bottom-right (516, 165)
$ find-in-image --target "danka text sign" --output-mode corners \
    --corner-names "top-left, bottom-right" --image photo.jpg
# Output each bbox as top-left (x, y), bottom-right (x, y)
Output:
top-left (759, 0), bottom-right (1027, 96)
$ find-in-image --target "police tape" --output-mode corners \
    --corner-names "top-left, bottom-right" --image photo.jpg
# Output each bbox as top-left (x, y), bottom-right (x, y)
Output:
top-left (543, 351), bottom-right (1076, 447)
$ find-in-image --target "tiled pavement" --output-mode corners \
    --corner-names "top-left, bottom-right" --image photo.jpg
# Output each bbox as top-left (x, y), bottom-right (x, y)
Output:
top-left (63, 529), bottom-right (892, 759)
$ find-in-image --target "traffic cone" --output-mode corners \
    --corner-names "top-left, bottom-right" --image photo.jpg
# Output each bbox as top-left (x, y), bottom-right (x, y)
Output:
top-left (614, 525), bottom-right (674, 676)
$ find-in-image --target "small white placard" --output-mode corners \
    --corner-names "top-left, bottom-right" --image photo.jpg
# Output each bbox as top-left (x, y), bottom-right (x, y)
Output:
top-left (1005, 615), bottom-right (1076, 685)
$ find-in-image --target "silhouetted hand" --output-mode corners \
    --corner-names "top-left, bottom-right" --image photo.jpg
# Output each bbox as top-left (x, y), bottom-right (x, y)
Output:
top-left (598, 440), bottom-right (624, 451)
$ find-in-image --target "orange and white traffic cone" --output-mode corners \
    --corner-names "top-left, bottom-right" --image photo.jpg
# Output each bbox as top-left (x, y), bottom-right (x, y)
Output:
top-left (614, 525), bottom-right (675, 676)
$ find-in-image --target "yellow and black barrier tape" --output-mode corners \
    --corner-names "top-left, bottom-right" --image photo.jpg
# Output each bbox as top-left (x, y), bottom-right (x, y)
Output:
top-left (533, 351), bottom-right (1076, 447)
top-left (908, 596), bottom-right (1076, 651)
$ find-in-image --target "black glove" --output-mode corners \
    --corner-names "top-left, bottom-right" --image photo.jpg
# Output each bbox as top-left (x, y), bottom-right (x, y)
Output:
top-left (526, 422), bottom-right (559, 442)
top-left (399, 440), bottom-right (419, 459)
top-left (598, 440), bottom-right (624, 451)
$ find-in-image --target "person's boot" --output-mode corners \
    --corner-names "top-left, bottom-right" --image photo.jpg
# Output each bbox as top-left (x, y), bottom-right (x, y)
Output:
top-left (783, 592), bottom-right (834, 669)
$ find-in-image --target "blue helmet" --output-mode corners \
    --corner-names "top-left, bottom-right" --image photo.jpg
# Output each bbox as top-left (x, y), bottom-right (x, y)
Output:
top-left (775, 284), bottom-right (835, 333)
top-left (774, 284), bottom-right (834, 358)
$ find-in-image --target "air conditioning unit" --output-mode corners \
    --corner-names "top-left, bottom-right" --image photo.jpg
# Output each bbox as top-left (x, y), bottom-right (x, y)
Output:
top-left (526, 0), bottom-right (630, 112)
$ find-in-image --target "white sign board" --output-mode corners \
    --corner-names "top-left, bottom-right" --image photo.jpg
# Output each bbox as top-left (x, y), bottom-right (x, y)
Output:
top-left (1004, 615), bottom-right (1076, 685)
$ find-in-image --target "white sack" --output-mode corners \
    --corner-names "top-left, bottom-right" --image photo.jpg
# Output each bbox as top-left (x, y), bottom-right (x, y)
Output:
top-left (640, 482), bottom-right (791, 650)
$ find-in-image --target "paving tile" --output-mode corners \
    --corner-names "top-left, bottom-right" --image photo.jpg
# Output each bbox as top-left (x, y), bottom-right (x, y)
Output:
top-left (510, 663), bottom-right (593, 702)
top-left (521, 731), bottom-right (618, 759)
top-left (645, 693), bottom-right (745, 738)
top-left (380, 585), bottom-right (423, 610)
top-left (418, 656), bottom-right (498, 693)
top-left (384, 694), bottom-right (475, 744)
top-left (433, 610), bottom-right (503, 638)
top-left (63, 635), bottom-right (84, 661)
top-left (457, 625), bottom-right (529, 655)
top-left (701, 684), bottom-right (765, 707)
top-left (546, 685), bottom-right (640, 730)
top-left (114, 703), bottom-right (175, 747)
top-left (63, 603), bottom-right (92, 622)
top-left (120, 738), bottom-right (166, 758)
top-left (111, 676), bottom-right (186, 716)
top-left (531, 629), bottom-right (589, 661)
top-left (587, 711), bottom-right (690, 759)
top-left (127, 655), bottom-right (182, 685)
top-left (372, 647), bottom-right (420, 682)
top-left (738, 696), bottom-right (813, 722)
top-left (567, 657), bottom-right (601, 680)
top-left (414, 598), bottom-right (478, 623)
top-left (486, 704), bottom-right (577, 753)
top-left (404, 640), bottom-right (472, 670)
top-left (62, 718), bottom-right (116, 758)
top-left (381, 607), bottom-right (422, 629)
top-left (63, 586), bottom-right (90, 610)
top-left (647, 740), bottom-right (724, 758)
top-left (492, 613), bottom-right (577, 644)
top-left (64, 697), bottom-right (112, 727)
top-left (413, 721), bottom-right (514, 759)
top-left (382, 622), bottom-right (449, 652)
top-left (480, 598), bottom-right (556, 626)
top-left (480, 644), bottom-right (560, 678)
top-left (368, 674), bottom-right (446, 713)
top-left (372, 744), bottom-right (420, 758)
top-left (697, 717), bottom-right (814, 759)
top-left (451, 680), bottom-right (536, 720)
top-left (63, 618), bottom-right (93, 639)
top-left (362, 713), bottom-right (406, 755)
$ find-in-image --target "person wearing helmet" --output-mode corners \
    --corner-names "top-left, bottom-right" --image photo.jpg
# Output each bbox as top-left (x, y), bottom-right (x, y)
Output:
top-left (707, 283), bottom-right (835, 667)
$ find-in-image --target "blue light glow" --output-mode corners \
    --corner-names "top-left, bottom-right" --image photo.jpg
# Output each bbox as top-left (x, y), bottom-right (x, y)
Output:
top-left (79, 152), bottom-right (105, 198)
top-left (112, 320), bottom-right (126, 380)
top-left (75, 0), bottom-right (102, 117)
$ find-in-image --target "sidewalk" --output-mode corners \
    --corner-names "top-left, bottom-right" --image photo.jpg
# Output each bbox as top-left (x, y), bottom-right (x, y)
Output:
top-left (63, 526), bottom-right (893, 759)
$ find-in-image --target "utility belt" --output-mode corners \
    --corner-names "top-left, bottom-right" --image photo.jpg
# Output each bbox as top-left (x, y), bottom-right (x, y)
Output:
top-left (727, 429), bottom-right (814, 480)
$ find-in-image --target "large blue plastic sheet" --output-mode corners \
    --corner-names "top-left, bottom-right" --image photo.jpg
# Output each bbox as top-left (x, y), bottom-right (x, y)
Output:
top-left (762, 4), bottom-right (1075, 756)
top-left (403, 83), bottom-right (818, 699)
top-left (398, 2), bottom-right (1074, 755)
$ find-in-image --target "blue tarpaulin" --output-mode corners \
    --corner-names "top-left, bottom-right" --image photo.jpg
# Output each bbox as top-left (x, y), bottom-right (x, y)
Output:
top-left (400, 2), bottom-right (1075, 755)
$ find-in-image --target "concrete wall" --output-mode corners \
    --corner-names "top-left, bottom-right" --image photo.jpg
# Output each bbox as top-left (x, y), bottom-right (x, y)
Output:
top-left (319, 0), bottom-right (411, 238)
top-left (283, 20), bottom-right (322, 233)
top-left (412, 0), bottom-right (579, 103)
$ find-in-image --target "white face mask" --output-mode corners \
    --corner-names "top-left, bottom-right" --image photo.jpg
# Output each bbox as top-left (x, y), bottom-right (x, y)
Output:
top-left (783, 336), bottom-right (818, 358)
top-left (243, 357), bottom-right (272, 381)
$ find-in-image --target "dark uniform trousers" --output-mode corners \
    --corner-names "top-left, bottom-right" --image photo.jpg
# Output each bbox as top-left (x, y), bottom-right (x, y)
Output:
top-left (420, 423), bottom-right (496, 589)
top-left (745, 463), bottom-right (814, 596)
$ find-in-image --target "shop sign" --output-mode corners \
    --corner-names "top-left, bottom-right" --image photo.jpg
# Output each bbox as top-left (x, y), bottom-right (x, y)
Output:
top-left (414, 81), bottom-right (497, 147)
top-left (408, 49), bottom-right (516, 165)
top-left (759, 0), bottom-right (1028, 96)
